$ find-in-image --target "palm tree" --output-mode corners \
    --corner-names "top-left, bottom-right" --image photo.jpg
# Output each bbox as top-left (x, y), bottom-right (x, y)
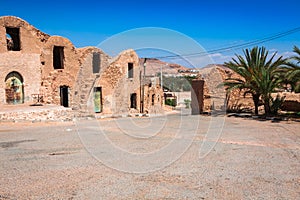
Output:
top-left (252, 57), bottom-right (286, 114)
top-left (287, 46), bottom-right (300, 92)
top-left (223, 46), bottom-right (286, 115)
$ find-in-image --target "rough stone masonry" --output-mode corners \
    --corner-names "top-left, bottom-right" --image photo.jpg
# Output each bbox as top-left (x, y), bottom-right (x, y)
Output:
top-left (0, 16), bottom-right (163, 116)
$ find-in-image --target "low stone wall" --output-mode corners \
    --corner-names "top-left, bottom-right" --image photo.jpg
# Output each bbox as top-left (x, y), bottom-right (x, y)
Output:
top-left (280, 92), bottom-right (300, 112)
top-left (0, 106), bottom-right (75, 122)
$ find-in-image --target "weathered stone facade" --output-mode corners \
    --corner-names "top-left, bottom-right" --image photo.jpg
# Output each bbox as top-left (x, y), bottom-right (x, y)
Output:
top-left (97, 50), bottom-right (141, 114)
top-left (195, 66), bottom-right (260, 113)
top-left (143, 77), bottom-right (164, 114)
top-left (73, 47), bottom-right (110, 113)
top-left (0, 16), bottom-right (163, 116)
top-left (0, 16), bottom-right (47, 104)
top-left (40, 36), bottom-right (80, 106)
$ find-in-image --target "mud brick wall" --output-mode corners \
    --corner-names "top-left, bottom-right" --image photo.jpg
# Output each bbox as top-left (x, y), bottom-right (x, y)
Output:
top-left (143, 77), bottom-right (164, 114)
top-left (97, 49), bottom-right (141, 115)
top-left (0, 16), bottom-right (165, 115)
top-left (0, 53), bottom-right (41, 103)
top-left (0, 17), bottom-right (47, 104)
top-left (191, 80), bottom-right (204, 114)
top-left (73, 47), bottom-right (110, 112)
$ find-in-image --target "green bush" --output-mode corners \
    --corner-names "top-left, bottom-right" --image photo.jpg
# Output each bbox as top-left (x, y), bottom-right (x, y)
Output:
top-left (270, 95), bottom-right (285, 115)
top-left (184, 99), bottom-right (191, 108)
top-left (165, 99), bottom-right (176, 107)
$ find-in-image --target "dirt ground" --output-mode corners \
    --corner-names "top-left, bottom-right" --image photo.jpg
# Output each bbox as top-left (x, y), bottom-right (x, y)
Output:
top-left (0, 113), bottom-right (299, 199)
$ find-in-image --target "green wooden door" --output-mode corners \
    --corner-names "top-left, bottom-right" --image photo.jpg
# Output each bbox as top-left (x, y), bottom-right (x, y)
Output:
top-left (94, 87), bottom-right (102, 113)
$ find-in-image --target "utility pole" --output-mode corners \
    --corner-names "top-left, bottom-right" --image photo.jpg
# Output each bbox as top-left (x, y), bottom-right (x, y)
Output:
top-left (139, 70), bottom-right (142, 113)
top-left (144, 58), bottom-right (146, 84)
top-left (140, 58), bottom-right (147, 113)
top-left (161, 64), bottom-right (164, 106)
top-left (160, 64), bottom-right (163, 88)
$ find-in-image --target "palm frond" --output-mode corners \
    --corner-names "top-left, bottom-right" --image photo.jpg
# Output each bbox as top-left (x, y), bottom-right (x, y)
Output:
top-left (223, 46), bottom-right (287, 115)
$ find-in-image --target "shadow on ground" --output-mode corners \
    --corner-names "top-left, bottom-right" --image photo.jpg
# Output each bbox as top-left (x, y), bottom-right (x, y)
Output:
top-left (226, 112), bottom-right (300, 123)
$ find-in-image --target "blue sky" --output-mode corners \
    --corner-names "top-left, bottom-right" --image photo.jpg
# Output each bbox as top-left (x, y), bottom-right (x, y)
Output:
top-left (1, 0), bottom-right (300, 67)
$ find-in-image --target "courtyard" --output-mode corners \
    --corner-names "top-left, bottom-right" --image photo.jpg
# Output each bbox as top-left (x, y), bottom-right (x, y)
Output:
top-left (0, 112), bottom-right (299, 199)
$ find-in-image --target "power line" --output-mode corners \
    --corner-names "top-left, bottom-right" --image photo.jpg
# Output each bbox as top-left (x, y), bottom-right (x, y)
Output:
top-left (152, 26), bottom-right (300, 59)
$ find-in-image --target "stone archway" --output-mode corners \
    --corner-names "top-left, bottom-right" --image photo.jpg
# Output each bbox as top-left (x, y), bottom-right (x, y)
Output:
top-left (5, 71), bottom-right (24, 104)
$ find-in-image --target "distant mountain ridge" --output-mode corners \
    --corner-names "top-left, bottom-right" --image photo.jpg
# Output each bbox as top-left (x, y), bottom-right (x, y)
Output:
top-left (139, 58), bottom-right (225, 76)
top-left (139, 58), bottom-right (189, 76)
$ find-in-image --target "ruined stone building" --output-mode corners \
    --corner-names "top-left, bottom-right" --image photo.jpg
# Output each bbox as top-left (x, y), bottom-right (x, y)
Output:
top-left (191, 65), bottom-right (300, 114)
top-left (0, 16), bottom-right (163, 115)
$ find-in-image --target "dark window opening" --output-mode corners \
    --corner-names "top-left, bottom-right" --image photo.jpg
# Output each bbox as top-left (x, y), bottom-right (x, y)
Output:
top-left (6, 27), bottom-right (21, 51)
top-left (92, 52), bottom-right (101, 73)
top-left (130, 93), bottom-right (137, 109)
top-left (53, 46), bottom-right (64, 69)
top-left (60, 86), bottom-right (69, 107)
top-left (152, 94), bottom-right (155, 105)
top-left (128, 63), bottom-right (134, 78)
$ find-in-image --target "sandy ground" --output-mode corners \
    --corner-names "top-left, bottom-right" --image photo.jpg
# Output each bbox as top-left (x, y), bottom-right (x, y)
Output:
top-left (0, 113), bottom-right (299, 199)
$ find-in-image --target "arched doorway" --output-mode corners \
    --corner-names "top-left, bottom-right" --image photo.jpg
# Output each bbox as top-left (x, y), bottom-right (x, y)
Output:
top-left (5, 71), bottom-right (24, 104)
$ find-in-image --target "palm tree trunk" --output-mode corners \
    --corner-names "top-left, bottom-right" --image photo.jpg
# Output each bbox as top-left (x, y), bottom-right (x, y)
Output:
top-left (252, 94), bottom-right (260, 115)
top-left (263, 96), bottom-right (271, 116)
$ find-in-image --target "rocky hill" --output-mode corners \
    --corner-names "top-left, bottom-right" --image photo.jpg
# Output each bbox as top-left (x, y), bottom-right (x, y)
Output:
top-left (139, 58), bottom-right (188, 76)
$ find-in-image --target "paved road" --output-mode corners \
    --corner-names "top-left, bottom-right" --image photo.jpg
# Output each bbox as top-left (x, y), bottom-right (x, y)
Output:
top-left (0, 114), bottom-right (299, 199)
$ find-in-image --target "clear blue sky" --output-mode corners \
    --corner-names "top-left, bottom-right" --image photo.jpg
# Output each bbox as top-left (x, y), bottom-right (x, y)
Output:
top-left (1, 0), bottom-right (300, 67)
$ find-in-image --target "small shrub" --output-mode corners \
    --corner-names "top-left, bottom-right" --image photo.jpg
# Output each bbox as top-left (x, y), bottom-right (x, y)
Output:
top-left (165, 99), bottom-right (176, 107)
top-left (270, 95), bottom-right (285, 115)
top-left (184, 99), bottom-right (191, 108)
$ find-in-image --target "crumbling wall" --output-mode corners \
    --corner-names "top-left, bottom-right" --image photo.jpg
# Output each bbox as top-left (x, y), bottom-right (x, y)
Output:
top-left (0, 16), bottom-right (49, 54)
top-left (73, 47), bottom-right (110, 113)
top-left (213, 67), bottom-right (253, 112)
top-left (97, 49), bottom-right (141, 115)
top-left (40, 36), bottom-right (79, 105)
top-left (278, 92), bottom-right (300, 112)
top-left (144, 77), bottom-right (164, 114)
top-left (200, 66), bottom-right (227, 112)
top-left (201, 66), bottom-right (300, 113)
top-left (0, 16), bottom-right (168, 116)
top-left (0, 16), bottom-right (48, 104)
top-left (143, 77), bottom-right (164, 114)
top-left (196, 66), bottom-right (254, 112)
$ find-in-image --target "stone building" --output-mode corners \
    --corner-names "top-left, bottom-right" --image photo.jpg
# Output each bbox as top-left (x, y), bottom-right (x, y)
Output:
top-left (192, 65), bottom-right (300, 114)
top-left (0, 16), bottom-right (163, 116)
top-left (143, 77), bottom-right (164, 114)
top-left (0, 16), bottom-right (47, 105)
top-left (96, 49), bottom-right (141, 115)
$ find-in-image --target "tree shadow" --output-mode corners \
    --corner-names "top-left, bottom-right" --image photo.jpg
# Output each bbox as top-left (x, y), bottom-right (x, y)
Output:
top-left (227, 112), bottom-right (300, 123)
